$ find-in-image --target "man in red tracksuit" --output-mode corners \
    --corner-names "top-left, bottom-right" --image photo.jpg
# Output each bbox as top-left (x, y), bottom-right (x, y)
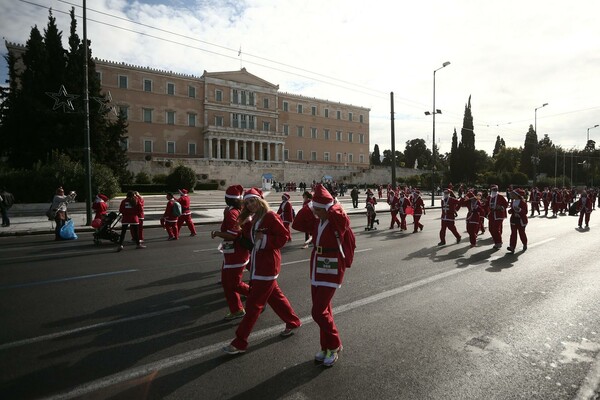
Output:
top-left (575, 190), bottom-right (593, 229)
top-left (507, 188), bottom-right (528, 253)
top-left (162, 192), bottom-right (180, 240)
top-left (389, 191), bottom-right (401, 229)
top-left (462, 191), bottom-right (483, 247)
top-left (486, 184), bottom-right (508, 250)
top-left (276, 192), bottom-right (294, 242)
top-left (177, 189), bottom-right (197, 236)
top-left (411, 190), bottom-right (425, 233)
top-left (439, 188), bottom-right (462, 246)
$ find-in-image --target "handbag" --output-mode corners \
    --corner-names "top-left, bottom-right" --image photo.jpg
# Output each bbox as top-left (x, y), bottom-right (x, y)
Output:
top-left (46, 205), bottom-right (55, 220)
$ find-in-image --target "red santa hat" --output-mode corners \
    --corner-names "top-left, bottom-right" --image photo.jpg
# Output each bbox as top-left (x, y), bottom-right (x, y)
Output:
top-left (179, 189), bottom-right (188, 195)
top-left (281, 192), bottom-right (290, 201)
top-left (490, 184), bottom-right (499, 191)
top-left (311, 184), bottom-right (334, 210)
top-left (225, 185), bottom-right (244, 199)
top-left (98, 194), bottom-right (108, 202)
top-left (243, 187), bottom-right (263, 200)
top-left (513, 188), bottom-right (525, 198)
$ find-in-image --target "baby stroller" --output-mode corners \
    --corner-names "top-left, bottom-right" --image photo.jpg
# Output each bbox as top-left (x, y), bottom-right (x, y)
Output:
top-left (93, 212), bottom-right (122, 245)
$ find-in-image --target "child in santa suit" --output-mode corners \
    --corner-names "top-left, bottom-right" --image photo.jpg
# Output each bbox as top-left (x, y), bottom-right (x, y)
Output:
top-left (276, 192), bottom-right (294, 242)
top-left (462, 192), bottom-right (483, 247)
top-left (575, 190), bottom-right (593, 229)
top-left (162, 192), bottom-right (180, 240)
top-left (223, 188), bottom-right (301, 355)
top-left (507, 188), bottom-right (528, 253)
top-left (292, 183), bottom-right (354, 367)
top-left (365, 189), bottom-right (378, 230)
top-left (211, 185), bottom-right (250, 320)
top-left (177, 189), bottom-right (197, 236)
top-left (92, 194), bottom-right (109, 221)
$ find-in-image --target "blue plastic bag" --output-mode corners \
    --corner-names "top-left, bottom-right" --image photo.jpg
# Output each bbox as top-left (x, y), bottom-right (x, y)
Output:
top-left (59, 219), bottom-right (78, 240)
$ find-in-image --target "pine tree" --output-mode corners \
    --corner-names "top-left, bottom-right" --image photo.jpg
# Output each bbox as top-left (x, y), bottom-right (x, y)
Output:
top-left (520, 125), bottom-right (538, 179)
top-left (371, 144), bottom-right (381, 165)
top-left (492, 135), bottom-right (506, 158)
top-left (460, 95), bottom-right (476, 182)
top-left (450, 128), bottom-right (459, 182)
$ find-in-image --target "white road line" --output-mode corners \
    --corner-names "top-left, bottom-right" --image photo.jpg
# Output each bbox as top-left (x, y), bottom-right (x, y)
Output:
top-left (574, 345), bottom-right (600, 400)
top-left (0, 269), bottom-right (139, 290)
top-left (192, 248), bottom-right (219, 253)
top-left (0, 306), bottom-right (190, 351)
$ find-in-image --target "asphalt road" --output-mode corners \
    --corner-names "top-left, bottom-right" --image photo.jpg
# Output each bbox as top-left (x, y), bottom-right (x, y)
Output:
top-left (0, 210), bottom-right (599, 400)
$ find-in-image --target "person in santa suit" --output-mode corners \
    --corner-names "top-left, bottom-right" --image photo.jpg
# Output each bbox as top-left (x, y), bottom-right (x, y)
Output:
top-left (479, 190), bottom-right (488, 235)
top-left (397, 190), bottom-right (411, 231)
top-left (276, 192), bottom-right (295, 242)
top-left (117, 191), bottom-right (145, 251)
top-left (377, 184), bottom-right (383, 199)
top-left (507, 188), bottom-right (528, 253)
top-left (541, 187), bottom-right (551, 217)
top-left (223, 188), bottom-right (302, 355)
top-left (486, 184), bottom-right (508, 249)
top-left (211, 185), bottom-right (250, 320)
top-left (177, 189), bottom-right (197, 236)
top-left (365, 189), bottom-right (378, 230)
top-left (297, 191), bottom-right (316, 248)
top-left (529, 187), bottom-right (541, 216)
top-left (92, 194), bottom-right (109, 220)
top-left (388, 190), bottom-right (401, 229)
top-left (575, 190), bottom-right (593, 229)
top-left (439, 188), bottom-right (462, 246)
top-left (292, 184), bottom-right (354, 367)
top-left (133, 191), bottom-right (145, 244)
top-left (411, 190), bottom-right (425, 233)
top-left (162, 192), bottom-right (180, 241)
top-left (462, 191), bottom-right (483, 247)
top-left (551, 187), bottom-right (562, 217)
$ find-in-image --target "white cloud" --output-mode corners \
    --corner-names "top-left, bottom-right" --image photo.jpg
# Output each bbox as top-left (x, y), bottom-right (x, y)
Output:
top-left (2, 0), bottom-right (600, 155)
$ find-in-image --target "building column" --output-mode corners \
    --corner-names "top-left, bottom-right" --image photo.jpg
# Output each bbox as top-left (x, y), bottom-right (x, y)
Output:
top-left (234, 140), bottom-right (239, 160)
top-left (274, 143), bottom-right (279, 162)
top-left (243, 141), bottom-right (247, 161)
top-left (216, 139), bottom-right (221, 159)
top-left (226, 139), bottom-right (230, 160)
top-left (208, 138), bottom-right (213, 159)
top-left (281, 144), bottom-right (285, 162)
top-left (251, 141), bottom-right (255, 161)
top-left (267, 142), bottom-right (271, 161)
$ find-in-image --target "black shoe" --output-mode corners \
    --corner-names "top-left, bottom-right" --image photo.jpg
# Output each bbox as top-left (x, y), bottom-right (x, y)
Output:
top-left (523, 245), bottom-right (527, 251)
top-left (506, 247), bottom-right (514, 253)
top-left (456, 236), bottom-right (462, 244)
top-left (438, 241), bottom-right (446, 246)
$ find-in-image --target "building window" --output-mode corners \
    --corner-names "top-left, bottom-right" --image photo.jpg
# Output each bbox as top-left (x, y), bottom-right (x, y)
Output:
top-left (263, 121), bottom-right (270, 131)
top-left (143, 108), bottom-right (152, 123)
top-left (297, 150), bottom-right (303, 160)
top-left (167, 141), bottom-right (175, 154)
top-left (336, 153), bottom-right (342, 162)
top-left (283, 124), bottom-right (289, 136)
top-left (311, 127), bottom-right (317, 139)
top-left (215, 116), bottom-right (224, 127)
top-left (118, 105), bottom-right (129, 119)
top-left (324, 152), bottom-right (330, 162)
top-left (188, 143), bottom-right (196, 155)
top-left (336, 110), bottom-right (341, 120)
top-left (249, 92), bottom-right (255, 106)
top-left (311, 151), bottom-right (317, 161)
top-left (166, 111), bottom-right (175, 125)
top-left (336, 130), bottom-right (342, 141)
top-left (359, 154), bottom-right (365, 163)
top-left (284, 149), bottom-right (289, 160)
top-left (216, 89), bottom-right (222, 101)
top-left (324, 129), bottom-right (330, 140)
top-left (240, 114), bottom-right (247, 129)
top-left (249, 116), bottom-right (255, 130)
top-left (118, 75), bottom-right (128, 89)
top-left (360, 114), bottom-right (364, 123)
top-left (348, 112), bottom-right (353, 121)
top-left (324, 108), bottom-right (329, 118)
top-left (241, 91), bottom-right (247, 105)
top-left (263, 98), bottom-right (269, 109)
top-left (144, 139), bottom-right (153, 153)
top-left (167, 82), bottom-right (175, 95)
top-left (283, 101), bottom-right (289, 112)
top-left (297, 104), bottom-right (303, 114)
top-left (143, 79), bottom-right (152, 92)
top-left (188, 86), bottom-right (196, 98)
top-left (359, 133), bottom-right (365, 144)
top-left (232, 89), bottom-right (238, 104)
top-left (348, 132), bottom-right (353, 143)
top-left (232, 114), bottom-right (239, 128)
top-left (96, 71), bottom-right (102, 83)
top-left (311, 106), bottom-right (317, 116)
top-left (348, 153), bottom-right (354, 163)
top-left (297, 126), bottom-right (304, 137)
top-left (188, 113), bottom-right (196, 127)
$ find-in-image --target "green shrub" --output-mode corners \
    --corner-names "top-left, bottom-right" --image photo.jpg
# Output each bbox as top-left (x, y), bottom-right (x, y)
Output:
top-left (152, 173), bottom-right (167, 184)
top-left (195, 182), bottom-right (218, 190)
top-left (166, 165), bottom-right (197, 192)
top-left (135, 171), bottom-right (152, 184)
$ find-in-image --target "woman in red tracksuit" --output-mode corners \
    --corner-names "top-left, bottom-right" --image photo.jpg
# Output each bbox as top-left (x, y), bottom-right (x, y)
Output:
top-left (223, 188), bottom-right (301, 355)
top-left (177, 189), bottom-right (197, 236)
top-left (507, 188), bottom-right (528, 253)
top-left (292, 183), bottom-right (353, 367)
top-left (276, 192), bottom-right (294, 242)
top-left (134, 191), bottom-right (145, 244)
top-left (211, 185), bottom-right (250, 320)
top-left (117, 191), bottom-right (145, 251)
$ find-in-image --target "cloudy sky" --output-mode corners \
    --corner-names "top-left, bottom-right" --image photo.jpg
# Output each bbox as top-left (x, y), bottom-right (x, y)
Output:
top-left (2, 0), bottom-right (600, 156)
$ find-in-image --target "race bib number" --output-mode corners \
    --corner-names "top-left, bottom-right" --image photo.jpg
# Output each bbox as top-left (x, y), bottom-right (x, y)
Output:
top-left (221, 241), bottom-right (235, 254)
top-left (316, 256), bottom-right (338, 275)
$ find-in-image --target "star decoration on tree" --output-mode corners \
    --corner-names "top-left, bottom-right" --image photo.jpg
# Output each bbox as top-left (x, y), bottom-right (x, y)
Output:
top-left (92, 91), bottom-right (118, 116)
top-left (45, 85), bottom-right (79, 112)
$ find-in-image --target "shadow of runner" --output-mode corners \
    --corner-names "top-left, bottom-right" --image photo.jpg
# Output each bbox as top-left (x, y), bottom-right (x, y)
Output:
top-left (485, 251), bottom-right (521, 272)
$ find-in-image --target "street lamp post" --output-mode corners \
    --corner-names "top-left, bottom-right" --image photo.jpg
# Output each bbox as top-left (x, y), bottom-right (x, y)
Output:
top-left (587, 124), bottom-right (599, 145)
top-left (425, 61), bottom-right (450, 206)
top-left (533, 103), bottom-right (548, 186)
top-left (586, 124), bottom-right (599, 187)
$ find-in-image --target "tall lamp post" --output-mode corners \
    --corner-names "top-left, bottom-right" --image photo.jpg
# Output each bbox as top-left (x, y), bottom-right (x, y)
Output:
top-left (533, 103), bottom-right (548, 186)
top-left (424, 61), bottom-right (450, 206)
top-left (586, 124), bottom-right (599, 187)
top-left (586, 124), bottom-right (599, 144)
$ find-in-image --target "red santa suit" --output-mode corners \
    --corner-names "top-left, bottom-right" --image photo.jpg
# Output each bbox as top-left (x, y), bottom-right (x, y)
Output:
top-left (462, 194), bottom-right (483, 247)
top-left (507, 189), bottom-right (528, 253)
top-left (439, 189), bottom-right (462, 245)
top-left (365, 191), bottom-right (378, 230)
top-left (551, 189), bottom-right (562, 217)
top-left (218, 185), bottom-right (250, 315)
top-left (389, 193), bottom-right (401, 229)
top-left (486, 185), bottom-right (508, 249)
top-left (575, 192), bottom-right (593, 228)
top-left (163, 196), bottom-right (180, 240)
top-left (541, 188), bottom-right (551, 216)
top-left (92, 194), bottom-right (109, 220)
top-left (118, 195), bottom-right (143, 247)
top-left (135, 193), bottom-right (145, 242)
top-left (411, 191), bottom-right (425, 233)
top-left (276, 193), bottom-right (294, 242)
top-left (397, 192), bottom-right (411, 231)
top-left (230, 188), bottom-right (301, 352)
top-left (177, 189), bottom-right (197, 236)
top-left (529, 188), bottom-right (541, 216)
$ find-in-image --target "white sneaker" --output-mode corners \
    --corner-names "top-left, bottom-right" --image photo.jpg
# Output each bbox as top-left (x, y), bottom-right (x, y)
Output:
top-left (322, 345), bottom-right (343, 367)
top-left (314, 350), bottom-right (326, 363)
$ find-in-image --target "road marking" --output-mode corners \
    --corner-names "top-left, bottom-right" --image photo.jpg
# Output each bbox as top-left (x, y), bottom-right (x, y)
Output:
top-left (193, 248), bottom-right (219, 253)
top-left (0, 269), bottom-right (138, 290)
top-left (0, 306), bottom-right (190, 351)
top-left (574, 344), bottom-right (600, 400)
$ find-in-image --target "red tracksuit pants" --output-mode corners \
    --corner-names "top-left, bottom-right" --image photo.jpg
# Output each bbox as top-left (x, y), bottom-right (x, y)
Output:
top-left (177, 214), bottom-right (197, 235)
top-left (165, 221), bottom-right (179, 239)
top-left (439, 220), bottom-right (460, 242)
top-left (578, 212), bottom-right (591, 227)
top-left (467, 222), bottom-right (479, 245)
top-left (311, 285), bottom-right (341, 351)
top-left (232, 279), bottom-right (301, 351)
top-left (221, 267), bottom-right (250, 313)
top-left (509, 223), bottom-right (527, 249)
top-left (390, 211), bottom-right (400, 228)
top-left (488, 218), bottom-right (504, 246)
top-left (413, 215), bottom-right (423, 232)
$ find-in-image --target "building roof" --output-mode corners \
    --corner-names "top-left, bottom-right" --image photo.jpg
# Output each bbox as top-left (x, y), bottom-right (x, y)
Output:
top-left (202, 68), bottom-right (279, 89)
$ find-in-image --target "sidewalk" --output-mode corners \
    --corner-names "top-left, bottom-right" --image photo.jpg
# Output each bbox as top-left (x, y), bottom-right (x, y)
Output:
top-left (1, 190), bottom-right (425, 237)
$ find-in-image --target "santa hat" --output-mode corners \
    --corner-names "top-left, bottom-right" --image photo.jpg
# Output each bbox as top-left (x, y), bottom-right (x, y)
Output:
top-left (513, 188), bottom-right (525, 198)
top-left (311, 184), bottom-right (334, 210)
top-left (465, 191), bottom-right (475, 199)
top-left (366, 189), bottom-right (374, 196)
top-left (243, 187), bottom-right (263, 200)
top-left (179, 189), bottom-right (188, 195)
top-left (490, 184), bottom-right (499, 191)
top-left (225, 185), bottom-right (244, 199)
top-left (281, 193), bottom-right (290, 201)
top-left (98, 194), bottom-right (108, 202)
